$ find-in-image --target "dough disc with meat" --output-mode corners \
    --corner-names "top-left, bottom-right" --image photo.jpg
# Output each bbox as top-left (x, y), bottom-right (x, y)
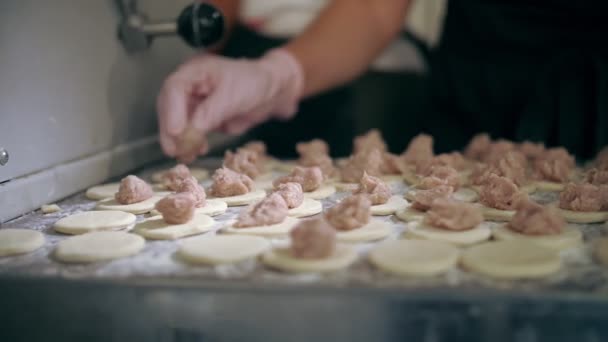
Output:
top-left (287, 198), bottom-right (323, 218)
top-left (262, 245), bottom-right (357, 273)
top-left (371, 196), bottom-right (408, 216)
top-left (480, 206), bottom-right (516, 222)
top-left (54, 211), bottom-right (136, 235)
top-left (404, 222), bottom-right (491, 246)
top-left (222, 216), bottom-right (299, 238)
top-left (0, 229), bottom-right (45, 256)
top-left (96, 196), bottom-right (164, 214)
top-left (492, 225), bottom-right (582, 250)
top-left (151, 167), bottom-right (209, 183)
top-left (555, 207), bottom-right (608, 224)
top-left (134, 213), bottom-right (215, 240)
top-left (461, 240), bottom-right (561, 279)
top-left (395, 207), bottom-right (425, 222)
top-left (150, 199), bottom-right (227, 217)
top-left (369, 240), bottom-right (460, 276)
top-left (336, 220), bottom-right (392, 243)
top-left (302, 185), bottom-right (336, 200)
top-left (54, 231), bottom-right (144, 263)
top-left (178, 235), bottom-right (270, 265)
top-left (210, 189), bottom-right (266, 206)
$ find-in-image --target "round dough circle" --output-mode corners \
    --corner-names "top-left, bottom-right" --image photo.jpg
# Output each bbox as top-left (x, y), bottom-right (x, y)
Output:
top-left (534, 181), bottom-right (565, 192)
top-left (369, 240), bottom-right (460, 276)
top-left (404, 222), bottom-right (491, 246)
top-left (492, 225), bottom-right (582, 250)
top-left (461, 241), bottom-right (561, 279)
top-left (556, 207), bottom-right (608, 224)
top-left (288, 198), bottom-right (323, 218)
top-left (453, 188), bottom-right (479, 203)
top-left (55, 231), bottom-right (144, 263)
top-left (262, 245), bottom-right (357, 273)
top-left (594, 237), bottom-right (608, 266)
top-left (336, 220), bottom-right (392, 243)
top-left (333, 182), bottom-right (359, 192)
top-left (0, 229), bottom-right (45, 256)
top-left (151, 167), bottom-right (209, 183)
top-left (395, 207), bottom-right (425, 222)
top-left (480, 206), bottom-right (516, 221)
top-left (380, 175), bottom-right (404, 184)
top-left (222, 216), bottom-right (299, 238)
top-left (371, 196), bottom-right (408, 216)
top-left (54, 211), bottom-right (136, 235)
top-left (401, 169), bottom-right (420, 186)
top-left (210, 189), bottom-right (266, 207)
top-left (85, 183), bottom-right (119, 200)
top-left (134, 213), bottom-right (215, 240)
top-left (149, 199), bottom-right (227, 217)
top-left (178, 235), bottom-right (270, 265)
top-left (303, 185), bottom-right (336, 200)
top-left (96, 196), bottom-right (163, 214)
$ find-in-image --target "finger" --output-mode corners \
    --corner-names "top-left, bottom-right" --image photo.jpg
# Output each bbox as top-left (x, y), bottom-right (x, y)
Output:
top-left (157, 76), bottom-right (190, 137)
top-left (191, 84), bottom-right (234, 134)
top-left (223, 119), bottom-right (254, 135)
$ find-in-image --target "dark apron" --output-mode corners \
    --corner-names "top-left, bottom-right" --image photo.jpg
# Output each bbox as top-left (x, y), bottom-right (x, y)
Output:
top-left (425, 0), bottom-right (608, 159)
top-left (221, 26), bottom-right (357, 158)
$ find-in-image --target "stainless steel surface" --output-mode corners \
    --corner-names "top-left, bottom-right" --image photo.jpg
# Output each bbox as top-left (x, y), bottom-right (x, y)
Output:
top-left (1, 159), bottom-right (608, 341)
top-left (0, 148), bottom-right (8, 166)
top-left (117, 0), bottom-right (177, 52)
top-left (0, 0), bottom-right (196, 184)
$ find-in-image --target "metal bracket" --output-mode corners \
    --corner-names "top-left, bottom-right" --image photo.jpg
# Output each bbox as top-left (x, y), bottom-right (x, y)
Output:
top-left (116, 0), bottom-right (224, 53)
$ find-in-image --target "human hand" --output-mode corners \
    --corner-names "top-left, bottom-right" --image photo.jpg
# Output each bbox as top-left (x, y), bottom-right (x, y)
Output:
top-left (156, 49), bottom-right (303, 162)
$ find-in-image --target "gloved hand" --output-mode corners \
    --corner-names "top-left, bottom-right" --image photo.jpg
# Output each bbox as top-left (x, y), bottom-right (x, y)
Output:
top-left (156, 49), bottom-right (304, 162)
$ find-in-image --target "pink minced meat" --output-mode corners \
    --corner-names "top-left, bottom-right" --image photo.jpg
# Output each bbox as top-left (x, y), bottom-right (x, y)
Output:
top-left (162, 164), bottom-right (192, 191)
top-left (533, 158), bottom-right (572, 182)
top-left (483, 140), bottom-right (517, 163)
top-left (464, 133), bottom-right (491, 161)
top-left (411, 185), bottom-right (454, 211)
top-left (234, 193), bottom-right (288, 228)
top-left (177, 176), bottom-right (206, 208)
top-left (209, 167), bottom-right (254, 197)
top-left (353, 172), bottom-right (391, 205)
top-left (155, 193), bottom-right (196, 224)
top-left (417, 166), bottom-right (461, 190)
top-left (274, 166), bottom-right (324, 192)
top-left (290, 218), bottom-right (336, 259)
top-left (416, 152), bottom-right (467, 175)
top-left (518, 141), bottom-right (546, 161)
top-left (353, 129), bottom-right (388, 154)
top-left (272, 182), bottom-right (304, 209)
top-left (586, 168), bottom-right (608, 185)
top-left (296, 139), bottom-right (330, 156)
top-left (380, 152), bottom-right (403, 175)
top-left (508, 201), bottom-right (564, 235)
top-left (241, 141), bottom-right (267, 159)
top-left (298, 153), bottom-right (336, 178)
top-left (479, 174), bottom-right (528, 210)
top-left (325, 195), bottom-right (371, 231)
top-left (340, 148), bottom-right (383, 183)
top-left (559, 182), bottom-right (604, 212)
top-left (424, 198), bottom-right (483, 231)
top-left (223, 149), bottom-right (260, 179)
top-left (115, 175), bottom-right (154, 205)
top-left (401, 133), bottom-right (434, 167)
top-left (471, 152), bottom-right (527, 186)
top-left (545, 147), bottom-right (576, 168)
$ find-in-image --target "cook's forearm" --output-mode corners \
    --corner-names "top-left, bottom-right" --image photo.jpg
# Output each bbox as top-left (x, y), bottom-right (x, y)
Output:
top-left (284, 0), bottom-right (411, 97)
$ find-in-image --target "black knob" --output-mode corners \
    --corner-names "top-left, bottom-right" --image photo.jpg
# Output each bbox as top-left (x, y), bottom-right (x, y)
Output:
top-left (177, 2), bottom-right (224, 48)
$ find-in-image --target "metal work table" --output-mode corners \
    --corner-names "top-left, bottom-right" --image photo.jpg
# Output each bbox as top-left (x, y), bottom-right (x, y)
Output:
top-left (1, 159), bottom-right (608, 342)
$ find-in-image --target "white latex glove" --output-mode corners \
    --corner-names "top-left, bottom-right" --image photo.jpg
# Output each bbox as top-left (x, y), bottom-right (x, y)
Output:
top-left (156, 49), bottom-right (303, 162)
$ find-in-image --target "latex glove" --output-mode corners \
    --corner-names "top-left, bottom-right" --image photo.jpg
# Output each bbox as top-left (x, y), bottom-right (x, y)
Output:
top-left (157, 49), bottom-right (304, 162)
